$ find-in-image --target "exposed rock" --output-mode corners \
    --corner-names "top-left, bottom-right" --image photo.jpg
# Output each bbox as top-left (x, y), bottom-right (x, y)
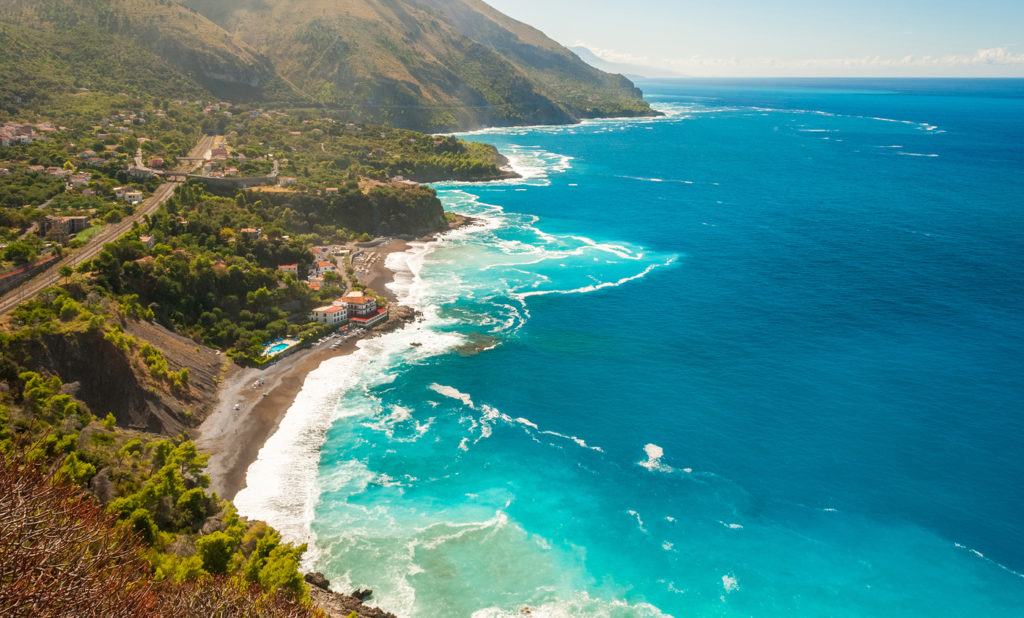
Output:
top-left (309, 586), bottom-right (397, 618)
top-left (305, 572), bottom-right (331, 591)
top-left (352, 589), bottom-right (373, 601)
top-left (199, 515), bottom-right (228, 536)
top-left (89, 468), bottom-right (115, 505)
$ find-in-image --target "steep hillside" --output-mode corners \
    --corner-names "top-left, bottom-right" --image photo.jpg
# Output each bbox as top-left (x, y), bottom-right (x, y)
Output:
top-left (0, 0), bottom-right (279, 111)
top-left (181, 0), bottom-right (657, 130)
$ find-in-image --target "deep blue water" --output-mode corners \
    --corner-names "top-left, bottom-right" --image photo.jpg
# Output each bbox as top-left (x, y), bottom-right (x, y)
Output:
top-left (237, 79), bottom-right (1024, 616)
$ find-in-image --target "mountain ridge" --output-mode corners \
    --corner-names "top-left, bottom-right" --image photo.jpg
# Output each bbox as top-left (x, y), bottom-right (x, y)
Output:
top-left (177, 0), bottom-right (659, 130)
top-left (0, 0), bottom-right (658, 131)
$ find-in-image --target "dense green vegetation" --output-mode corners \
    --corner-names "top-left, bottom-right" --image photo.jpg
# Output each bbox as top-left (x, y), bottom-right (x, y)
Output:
top-left (0, 446), bottom-right (320, 616)
top-left (225, 111), bottom-right (509, 186)
top-left (0, 0), bottom-right (276, 113)
top-left (60, 179), bottom-right (434, 363)
top-left (0, 281), bottom-right (324, 611)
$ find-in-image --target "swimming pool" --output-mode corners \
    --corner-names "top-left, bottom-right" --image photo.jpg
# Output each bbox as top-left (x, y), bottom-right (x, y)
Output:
top-left (265, 342), bottom-right (291, 356)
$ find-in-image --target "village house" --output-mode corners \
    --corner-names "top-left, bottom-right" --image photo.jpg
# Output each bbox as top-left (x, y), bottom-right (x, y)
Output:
top-left (239, 227), bottom-right (262, 241)
top-left (69, 173), bottom-right (92, 187)
top-left (124, 190), bottom-right (144, 205)
top-left (1, 123), bottom-right (36, 146)
top-left (324, 187), bottom-right (339, 195)
top-left (311, 260), bottom-right (338, 278)
top-left (278, 177), bottom-right (297, 187)
top-left (278, 264), bottom-right (298, 275)
top-left (148, 157), bottom-right (164, 169)
top-left (310, 304), bottom-right (347, 326)
top-left (139, 235), bottom-right (155, 250)
top-left (342, 291), bottom-right (377, 318)
top-left (211, 147), bottom-right (229, 160)
top-left (113, 186), bottom-right (129, 199)
top-left (128, 165), bottom-right (154, 179)
top-left (26, 165), bottom-right (45, 174)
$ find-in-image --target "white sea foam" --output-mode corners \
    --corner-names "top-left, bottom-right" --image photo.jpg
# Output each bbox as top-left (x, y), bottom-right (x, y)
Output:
top-left (429, 383), bottom-right (476, 408)
top-left (954, 542), bottom-right (1024, 579)
top-left (362, 405), bottom-right (434, 443)
top-left (719, 521), bottom-right (744, 530)
top-left (471, 592), bottom-right (670, 618)
top-left (628, 510), bottom-right (648, 534)
top-left (722, 574), bottom-right (740, 593)
top-left (515, 257), bottom-right (676, 300)
top-left (638, 443), bottom-right (673, 473)
top-left (431, 383), bottom-right (603, 452)
top-left (897, 152), bottom-right (940, 158)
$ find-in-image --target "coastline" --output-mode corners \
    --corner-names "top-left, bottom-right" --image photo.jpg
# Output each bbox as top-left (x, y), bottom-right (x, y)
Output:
top-left (196, 217), bottom-right (475, 501)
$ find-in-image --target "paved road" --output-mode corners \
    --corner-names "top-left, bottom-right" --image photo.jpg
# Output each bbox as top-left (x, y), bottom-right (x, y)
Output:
top-left (0, 135), bottom-right (217, 315)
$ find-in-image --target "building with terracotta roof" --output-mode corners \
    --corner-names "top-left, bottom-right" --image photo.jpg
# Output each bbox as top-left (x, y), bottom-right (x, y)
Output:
top-left (342, 291), bottom-right (377, 318)
top-left (311, 260), bottom-right (337, 278)
top-left (310, 304), bottom-right (347, 326)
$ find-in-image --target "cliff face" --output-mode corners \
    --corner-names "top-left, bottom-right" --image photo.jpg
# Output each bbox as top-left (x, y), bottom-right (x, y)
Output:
top-left (23, 321), bottom-right (225, 435)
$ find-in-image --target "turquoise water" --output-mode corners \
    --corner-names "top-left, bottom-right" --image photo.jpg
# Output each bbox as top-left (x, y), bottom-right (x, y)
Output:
top-left (236, 79), bottom-right (1024, 616)
top-left (266, 342), bottom-right (292, 356)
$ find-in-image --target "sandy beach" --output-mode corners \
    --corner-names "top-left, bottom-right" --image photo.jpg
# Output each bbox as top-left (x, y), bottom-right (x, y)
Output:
top-left (195, 236), bottom-right (418, 500)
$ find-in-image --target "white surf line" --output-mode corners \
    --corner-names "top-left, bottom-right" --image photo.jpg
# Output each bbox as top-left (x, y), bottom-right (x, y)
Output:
top-left (514, 257), bottom-right (676, 300)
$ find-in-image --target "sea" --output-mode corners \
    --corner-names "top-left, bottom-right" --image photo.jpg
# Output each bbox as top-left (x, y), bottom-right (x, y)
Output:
top-left (235, 79), bottom-right (1024, 616)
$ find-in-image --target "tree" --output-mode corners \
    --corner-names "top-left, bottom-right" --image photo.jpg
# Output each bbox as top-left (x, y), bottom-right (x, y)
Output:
top-left (3, 240), bottom-right (37, 265)
top-left (196, 531), bottom-right (235, 574)
top-left (59, 265), bottom-right (73, 282)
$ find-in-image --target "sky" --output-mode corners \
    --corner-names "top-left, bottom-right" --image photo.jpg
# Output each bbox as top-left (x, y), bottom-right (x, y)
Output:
top-left (485, 0), bottom-right (1024, 77)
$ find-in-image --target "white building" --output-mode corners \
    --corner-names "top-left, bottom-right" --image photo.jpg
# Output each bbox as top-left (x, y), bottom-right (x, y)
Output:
top-left (342, 291), bottom-right (377, 317)
top-left (312, 260), bottom-right (338, 278)
top-left (124, 191), bottom-right (143, 205)
top-left (310, 304), bottom-right (347, 326)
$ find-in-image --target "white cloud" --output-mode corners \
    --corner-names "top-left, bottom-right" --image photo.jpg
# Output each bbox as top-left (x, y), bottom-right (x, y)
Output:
top-left (659, 47), bottom-right (1024, 76)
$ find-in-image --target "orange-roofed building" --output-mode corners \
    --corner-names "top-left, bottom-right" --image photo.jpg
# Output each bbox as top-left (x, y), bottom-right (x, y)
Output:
top-left (310, 304), bottom-right (347, 325)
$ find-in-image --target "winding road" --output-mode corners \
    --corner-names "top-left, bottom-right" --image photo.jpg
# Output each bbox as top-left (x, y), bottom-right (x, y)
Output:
top-left (0, 135), bottom-right (217, 315)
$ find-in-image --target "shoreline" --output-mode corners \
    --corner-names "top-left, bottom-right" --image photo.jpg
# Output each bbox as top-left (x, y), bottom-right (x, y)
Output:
top-left (195, 217), bottom-right (476, 501)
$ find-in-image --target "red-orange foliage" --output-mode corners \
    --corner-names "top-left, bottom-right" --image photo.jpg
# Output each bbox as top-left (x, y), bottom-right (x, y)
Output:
top-left (0, 452), bottom-right (319, 617)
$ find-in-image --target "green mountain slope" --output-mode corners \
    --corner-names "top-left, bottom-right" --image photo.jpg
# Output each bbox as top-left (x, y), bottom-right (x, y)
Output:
top-left (0, 0), bottom-right (278, 111)
top-left (180, 0), bottom-right (657, 130)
